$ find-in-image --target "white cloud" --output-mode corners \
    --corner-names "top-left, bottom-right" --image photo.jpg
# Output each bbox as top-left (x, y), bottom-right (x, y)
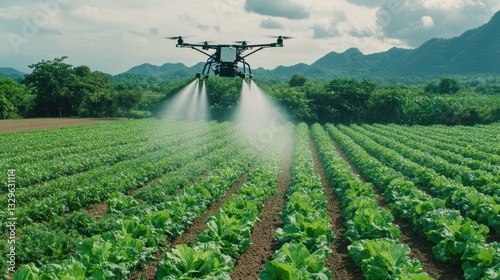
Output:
top-left (244, 0), bottom-right (310, 19)
top-left (420, 15), bottom-right (434, 28)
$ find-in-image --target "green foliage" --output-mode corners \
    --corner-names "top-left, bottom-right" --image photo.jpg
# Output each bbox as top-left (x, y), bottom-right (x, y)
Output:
top-left (204, 77), bottom-right (241, 121)
top-left (0, 77), bottom-right (32, 119)
top-left (366, 89), bottom-right (407, 123)
top-left (307, 78), bottom-right (374, 124)
top-left (155, 243), bottom-right (233, 280)
top-left (113, 90), bottom-right (142, 118)
top-left (425, 78), bottom-right (462, 94)
top-left (21, 57), bottom-right (150, 118)
top-left (17, 224), bottom-right (82, 267)
top-left (196, 211), bottom-right (252, 256)
top-left (348, 238), bottom-right (432, 280)
top-left (260, 243), bottom-right (332, 280)
top-left (268, 87), bottom-right (312, 121)
top-left (6, 55), bottom-right (500, 124)
top-left (52, 211), bottom-right (98, 237)
top-left (23, 57), bottom-right (78, 117)
top-left (289, 74), bottom-right (308, 87)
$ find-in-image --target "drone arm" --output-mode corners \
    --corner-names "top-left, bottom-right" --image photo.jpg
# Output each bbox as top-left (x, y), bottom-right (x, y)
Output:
top-left (190, 46), bottom-right (213, 58)
top-left (240, 47), bottom-right (265, 59)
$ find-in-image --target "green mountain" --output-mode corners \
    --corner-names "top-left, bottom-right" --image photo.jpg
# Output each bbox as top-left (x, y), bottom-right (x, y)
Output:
top-left (273, 10), bottom-right (500, 79)
top-left (0, 67), bottom-right (25, 79)
top-left (125, 63), bottom-right (188, 76)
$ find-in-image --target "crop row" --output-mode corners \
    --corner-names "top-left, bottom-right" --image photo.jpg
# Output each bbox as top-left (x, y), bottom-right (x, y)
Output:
top-left (2, 136), bottom-right (249, 273)
top-left (325, 124), bottom-right (500, 279)
top-left (426, 124), bottom-right (500, 149)
top-left (1, 119), bottom-right (181, 166)
top-left (392, 124), bottom-right (500, 163)
top-left (12, 137), bottom-right (257, 279)
top-left (2, 122), bottom-right (222, 201)
top-left (337, 124), bottom-right (500, 233)
top-left (0, 119), bottom-right (172, 157)
top-left (351, 124), bottom-right (500, 200)
top-left (1, 121), bottom-right (205, 189)
top-left (0, 122), bottom-right (236, 273)
top-left (260, 123), bottom-right (334, 278)
top-left (369, 124), bottom-right (500, 177)
top-left (1, 123), bottom-right (237, 229)
top-left (156, 123), bottom-right (293, 279)
top-left (311, 124), bottom-right (431, 279)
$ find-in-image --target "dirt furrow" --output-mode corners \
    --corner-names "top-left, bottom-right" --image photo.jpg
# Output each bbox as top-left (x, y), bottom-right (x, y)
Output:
top-left (309, 137), bottom-right (363, 279)
top-left (230, 141), bottom-right (293, 280)
top-left (129, 172), bottom-right (250, 280)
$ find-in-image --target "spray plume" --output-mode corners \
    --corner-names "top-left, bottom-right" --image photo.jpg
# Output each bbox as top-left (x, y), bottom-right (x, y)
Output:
top-left (232, 80), bottom-right (289, 150)
top-left (161, 79), bottom-right (210, 122)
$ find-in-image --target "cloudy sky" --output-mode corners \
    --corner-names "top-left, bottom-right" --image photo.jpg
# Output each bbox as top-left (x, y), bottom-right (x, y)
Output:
top-left (1, 0), bottom-right (499, 74)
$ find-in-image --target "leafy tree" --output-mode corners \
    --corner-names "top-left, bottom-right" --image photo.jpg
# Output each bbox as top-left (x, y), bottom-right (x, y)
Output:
top-left (289, 74), bottom-right (307, 87)
top-left (438, 78), bottom-right (461, 94)
top-left (425, 78), bottom-right (461, 94)
top-left (23, 57), bottom-right (77, 117)
top-left (205, 78), bottom-right (241, 121)
top-left (77, 70), bottom-right (113, 117)
top-left (269, 87), bottom-right (312, 122)
top-left (0, 77), bottom-right (33, 119)
top-left (367, 89), bottom-right (406, 123)
top-left (308, 79), bottom-right (374, 124)
top-left (113, 90), bottom-right (142, 118)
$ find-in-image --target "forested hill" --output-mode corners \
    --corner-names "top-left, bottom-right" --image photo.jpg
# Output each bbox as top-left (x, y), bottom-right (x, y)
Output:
top-left (0, 68), bottom-right (25, 80)
top-left (262, 10), bottom-right (500, 79)
top-left (122, 10), bottom-right (500, 80)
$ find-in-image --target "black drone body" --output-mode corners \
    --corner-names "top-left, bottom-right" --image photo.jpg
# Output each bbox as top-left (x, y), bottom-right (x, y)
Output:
top-left (167, 36), bottom-right (290, 79)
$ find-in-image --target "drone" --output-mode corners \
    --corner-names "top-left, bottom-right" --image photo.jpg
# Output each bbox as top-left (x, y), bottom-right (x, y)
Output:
top-left (166, 35), bottom-right (292, 79)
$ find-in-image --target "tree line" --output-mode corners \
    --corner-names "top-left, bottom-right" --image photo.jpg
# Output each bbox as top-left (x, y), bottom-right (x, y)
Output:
top-left (1, 57), bottom-right (500, 125)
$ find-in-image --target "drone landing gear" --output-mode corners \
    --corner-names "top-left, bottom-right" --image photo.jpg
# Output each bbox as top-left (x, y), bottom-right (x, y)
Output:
top-left (196, 73), bottom-right (209, 79)
top-left (237, 71), bottom-right (252, 79)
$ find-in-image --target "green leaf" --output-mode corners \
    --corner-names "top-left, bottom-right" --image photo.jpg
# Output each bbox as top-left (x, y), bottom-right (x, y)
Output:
top-left (13, 263), bottom-right (41, 280)
top-left (260, 261), bottom-right (301, 280)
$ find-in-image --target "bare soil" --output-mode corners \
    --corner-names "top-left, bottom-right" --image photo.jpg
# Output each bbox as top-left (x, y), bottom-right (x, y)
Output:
top-left (230, 140), bottom-right (293, 280)
top-left (0, 118), bottom-right (118, 133)
top-left (84, 202), bottom-right (108, 221)
top-left (129, 172), bottom-right (251, 280)
top-left (309, 138), bottom-right (364, 279)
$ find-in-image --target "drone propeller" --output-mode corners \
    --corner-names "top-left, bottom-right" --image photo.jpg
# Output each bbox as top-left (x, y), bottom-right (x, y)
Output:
top-left (198, 41), bottom-right (216, 44)
top-left (165, 35), bottom-right (193, 40)
top-left (265, 35), bottom-right (295, 39)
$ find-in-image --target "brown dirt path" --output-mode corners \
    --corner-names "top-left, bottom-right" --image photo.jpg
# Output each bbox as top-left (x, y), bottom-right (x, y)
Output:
top-left (230, 140), bottom-right (293, 280)
top-left (0, 118), bottom-right (118, 133)
top-left (309, 137), bottom-right (363, 279)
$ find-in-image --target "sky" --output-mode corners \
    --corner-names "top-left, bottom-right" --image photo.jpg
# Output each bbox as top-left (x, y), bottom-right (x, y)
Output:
top-left (1, 0), bottom-right (499, 75)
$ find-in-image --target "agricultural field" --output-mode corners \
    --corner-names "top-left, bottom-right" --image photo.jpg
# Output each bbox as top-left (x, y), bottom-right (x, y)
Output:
top-left (1, 119), bottom-right (500, 279)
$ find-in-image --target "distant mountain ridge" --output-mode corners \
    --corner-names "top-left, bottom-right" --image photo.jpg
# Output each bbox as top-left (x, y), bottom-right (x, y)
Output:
top-left (0, 68), bottom-right (25, 79)
top-left (268, 10), bottom-right (500, 79)
top-left (123, 10), bottom-right (500, 80)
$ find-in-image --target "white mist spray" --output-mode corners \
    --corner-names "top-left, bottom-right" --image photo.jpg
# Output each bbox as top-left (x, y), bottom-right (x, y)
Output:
top-left (161, 79), bottom-right (210, 122)
top-left (232, 79), bottom-right (289, 151)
